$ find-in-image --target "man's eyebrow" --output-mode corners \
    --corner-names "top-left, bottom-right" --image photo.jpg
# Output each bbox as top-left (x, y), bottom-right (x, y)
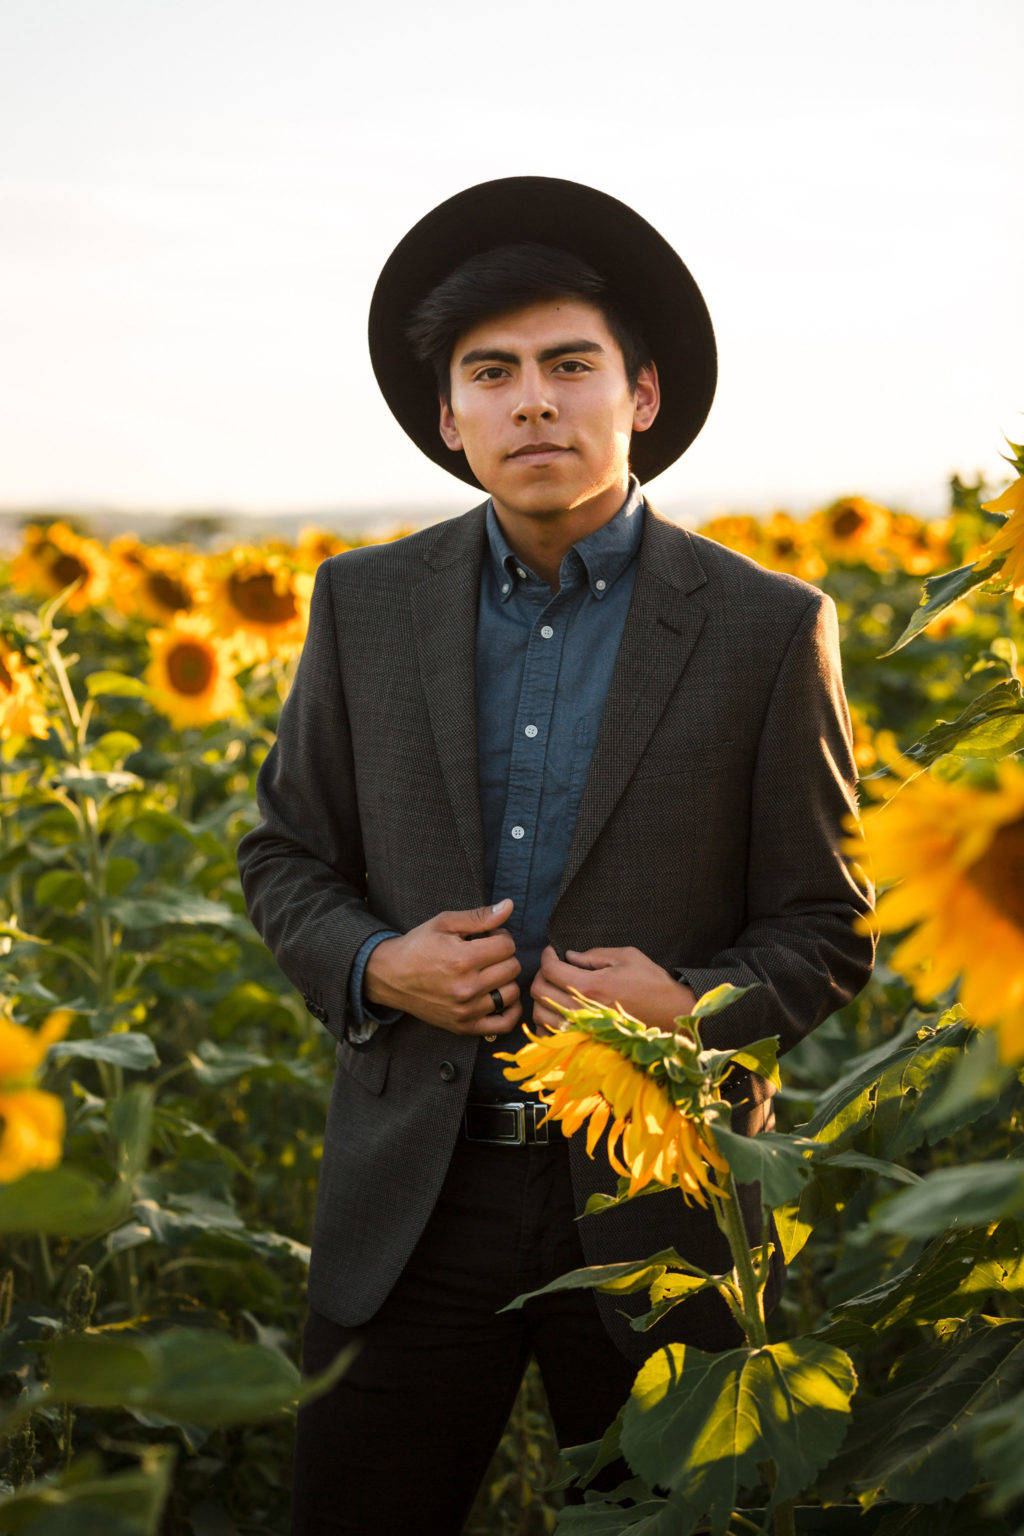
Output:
top-left (456, 339), bottom-right (607, 368)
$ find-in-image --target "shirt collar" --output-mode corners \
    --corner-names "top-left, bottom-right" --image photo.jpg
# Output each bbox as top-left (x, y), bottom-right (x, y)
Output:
top-left (485, 475), bottom-right (645, 603)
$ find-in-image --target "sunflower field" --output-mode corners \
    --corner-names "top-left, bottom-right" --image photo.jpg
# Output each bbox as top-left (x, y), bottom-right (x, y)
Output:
top-left (1, 448), bottom-right (1024, 1535)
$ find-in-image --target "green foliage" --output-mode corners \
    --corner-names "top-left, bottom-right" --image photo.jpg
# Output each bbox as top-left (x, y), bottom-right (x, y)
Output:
top-left (882, 556), bottom-right (1008, 656)
top-left (41, 1327), bottom-right (354, 1426)
top-left (711, 1127), bottom-right (818, 1208)
top-left (0, 587), bottom-right (340, 1529)
top-left (821, 1321), bottom-right (1024, 1507)
top-left (872, 1163), bottom-right (1024, 1238)
top-left (621, 1338), bottom-right (857, 1534)
top-left (0, 1446), bottom-right (174, 1535)
top-left (901, 679), bottom-right (1024, 766)
top-left (0, 1167), bottom-right (132, 1238)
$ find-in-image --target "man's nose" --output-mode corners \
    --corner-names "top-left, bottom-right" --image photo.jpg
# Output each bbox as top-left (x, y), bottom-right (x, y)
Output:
top-left (513, 366), bottom-right (557, 422)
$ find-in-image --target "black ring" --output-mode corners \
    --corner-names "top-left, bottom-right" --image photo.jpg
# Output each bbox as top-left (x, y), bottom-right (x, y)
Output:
top-left (489, 989), bottom-right (503, 1015)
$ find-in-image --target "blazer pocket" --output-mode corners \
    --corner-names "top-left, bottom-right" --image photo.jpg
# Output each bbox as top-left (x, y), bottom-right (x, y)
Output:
top-left (335, 1039), bottom-right (390, 1096)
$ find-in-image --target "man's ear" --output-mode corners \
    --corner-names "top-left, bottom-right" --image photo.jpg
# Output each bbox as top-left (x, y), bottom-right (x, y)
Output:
top-left (439, 398), bottom-right (463, 452)
top-left (632, 362), bottom-right (660, 435)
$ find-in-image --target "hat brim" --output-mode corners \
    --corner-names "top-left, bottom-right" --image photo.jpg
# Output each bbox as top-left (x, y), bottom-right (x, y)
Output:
top-left (368, 176), bottom-right (716, 489)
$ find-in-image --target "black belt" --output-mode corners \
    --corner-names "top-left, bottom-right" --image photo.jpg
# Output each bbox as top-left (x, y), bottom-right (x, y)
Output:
top-left (463, 1100), bottom-right (561, 1146)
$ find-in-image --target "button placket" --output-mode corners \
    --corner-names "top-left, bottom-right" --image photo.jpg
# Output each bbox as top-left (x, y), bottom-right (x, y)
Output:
top-left (490, 587), bottom-right (570, 912)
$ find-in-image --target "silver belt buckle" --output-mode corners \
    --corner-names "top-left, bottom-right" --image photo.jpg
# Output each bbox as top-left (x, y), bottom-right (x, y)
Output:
top-left (489, 1102), bottom-right (526, 1144)
top-left (464, 1101), bottom-right (550, 1145)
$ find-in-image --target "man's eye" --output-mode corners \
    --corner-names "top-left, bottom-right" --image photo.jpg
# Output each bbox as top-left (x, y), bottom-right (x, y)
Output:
top-left (555, 360), bottom-right (590, 373)
top-left (474, 366), bottom-right (508, 381)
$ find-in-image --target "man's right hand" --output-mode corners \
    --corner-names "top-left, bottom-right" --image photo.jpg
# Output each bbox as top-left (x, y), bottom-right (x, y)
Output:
top-left (363, 898), bottom-right (522, 1035)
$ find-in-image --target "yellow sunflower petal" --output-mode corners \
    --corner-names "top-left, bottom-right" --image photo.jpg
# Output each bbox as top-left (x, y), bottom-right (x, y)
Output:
top-left (0, 1088), bottom-right (65, 1181)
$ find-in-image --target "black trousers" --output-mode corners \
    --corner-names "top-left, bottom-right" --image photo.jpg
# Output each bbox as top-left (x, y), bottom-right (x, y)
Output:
top-left (291, 1132), bottom-right (638, 1535)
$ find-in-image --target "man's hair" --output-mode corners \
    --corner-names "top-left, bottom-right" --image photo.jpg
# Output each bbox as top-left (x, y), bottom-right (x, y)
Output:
top-left (406, 242), bottom-right (653, 403)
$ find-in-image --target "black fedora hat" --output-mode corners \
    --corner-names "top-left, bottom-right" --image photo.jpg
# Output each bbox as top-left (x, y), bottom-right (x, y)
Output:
top-left (368, 176), bottom-right (716, 488)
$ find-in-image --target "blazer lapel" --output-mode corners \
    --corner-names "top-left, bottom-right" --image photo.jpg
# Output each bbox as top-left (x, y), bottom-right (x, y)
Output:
top-left (410, 505), bottom-right (489, 901)
top-left (554, 508), bottom-right (709, 907)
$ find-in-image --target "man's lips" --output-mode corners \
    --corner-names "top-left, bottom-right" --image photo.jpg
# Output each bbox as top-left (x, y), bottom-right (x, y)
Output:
top-left (506, 444), bottom-right (571, 463)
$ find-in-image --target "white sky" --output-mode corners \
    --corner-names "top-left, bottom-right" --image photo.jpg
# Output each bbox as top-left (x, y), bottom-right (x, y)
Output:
top-left (1, 0), bottom-right (1021, 521)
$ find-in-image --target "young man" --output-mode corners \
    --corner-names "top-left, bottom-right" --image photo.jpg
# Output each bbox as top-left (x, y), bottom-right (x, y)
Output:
top-left (237, 177), bottom-right (874, 1535)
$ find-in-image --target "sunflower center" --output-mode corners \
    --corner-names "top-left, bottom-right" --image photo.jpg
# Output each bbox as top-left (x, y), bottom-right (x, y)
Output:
top-left (832, 506), bottom-right (866, 540)
top-left (0, 656), bottom-right (12, 695)
top-left (772, 536), bottom-right (796, 557)
top-left (166, 641), bottom-right (215, 696)
top-left (228, 571), bottom-right (296, 625)
top-left (965, 816), bottom-right (1024, 935)
top-left (51, 552), bottom-right (88, 587)
top-left (147, 571), bottom-right (192, 613)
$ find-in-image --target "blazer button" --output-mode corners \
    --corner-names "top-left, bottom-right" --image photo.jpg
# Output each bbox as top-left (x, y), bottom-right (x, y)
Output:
top-left (438, 1060), bottom-right (457, 1083)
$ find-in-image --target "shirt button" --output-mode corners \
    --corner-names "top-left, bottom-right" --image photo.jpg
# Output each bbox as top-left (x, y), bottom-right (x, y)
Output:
top-left (501, 582), bottom-right (510, 594)
top-left (595, 578), bottom-right (607, 592)
top-left (516, 566), bottom-right (527, 579)
top-left (524, 724), bottom-right (538, 738)
top-left (540, 625), bottom-right (554, 639)
top-left (511, 825), bottom-right (525, 840)
top-left (439, 1060), bottom-right (457, 1082)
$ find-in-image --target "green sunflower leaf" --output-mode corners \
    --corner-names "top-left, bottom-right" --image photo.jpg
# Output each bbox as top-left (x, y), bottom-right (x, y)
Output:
top-left (880, 556), bottom-right (1007, 656)
top-left (621, 1337), bottom-right (857, 1529)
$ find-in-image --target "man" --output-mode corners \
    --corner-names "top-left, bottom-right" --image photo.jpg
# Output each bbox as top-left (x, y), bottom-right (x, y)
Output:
top-left (237, 176), bottom-right (874, 1535)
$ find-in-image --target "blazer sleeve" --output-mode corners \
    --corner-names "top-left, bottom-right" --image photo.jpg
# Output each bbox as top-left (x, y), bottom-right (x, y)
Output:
top-left (676, 591), bottom-right (875, 1057)
top-left (236, 560), bottom-right (396, 1046)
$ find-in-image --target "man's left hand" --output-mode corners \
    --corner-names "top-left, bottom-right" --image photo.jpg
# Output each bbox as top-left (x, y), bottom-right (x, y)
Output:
top-left (531, 945), bottom-right (697, 1034)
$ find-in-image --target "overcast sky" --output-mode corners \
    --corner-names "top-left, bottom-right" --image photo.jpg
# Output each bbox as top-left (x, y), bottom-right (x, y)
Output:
top-left (1, 0), bottom-right (1021, 523)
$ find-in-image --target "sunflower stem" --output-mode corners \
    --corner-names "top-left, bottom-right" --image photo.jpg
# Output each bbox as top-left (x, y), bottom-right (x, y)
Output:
top-left (42, 629), bottom-right (82, 743)
top-left (0, 771), bottom-right (24, 927)
top-left (36, 1234), bottom-right (55, 1296)
top-left (755, 1205), bottom-right (775, 1290)
top-left (728, 1513), bottom-right (770, 1536)
top-left (38, 624), bottom-right (139, 1311)
top-left (712, 1172), bottom-right (797, 1536)
top-left (714, 1166), bottom-right (768, 1349)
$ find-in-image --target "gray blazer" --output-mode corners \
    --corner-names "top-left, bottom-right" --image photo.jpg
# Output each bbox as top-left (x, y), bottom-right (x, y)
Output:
top-left (237, 503), bottom-right (873, 1361)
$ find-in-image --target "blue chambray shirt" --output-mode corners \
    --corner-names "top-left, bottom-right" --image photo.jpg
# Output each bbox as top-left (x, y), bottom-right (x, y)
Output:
top-left (349, 477), bottom-right (645, 1102)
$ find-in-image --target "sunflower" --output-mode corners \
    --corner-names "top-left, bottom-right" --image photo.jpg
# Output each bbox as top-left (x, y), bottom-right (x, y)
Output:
top-left (0, 1008), bottom-right (68, 1182)
top-left (10, 522), bottom-right (111, 614)
top-left (108, 537), bottom-right (204, 625)
top-left (295, 528), bottom-right (350, 567)
top-left (206, 548), bottom-right (313, 663)
top-left (145, 615), bottom-right (243, 730)
top-left (0, 641), bottom-right (49, 742)
top-left (848, 704), bottom-right (877, 773)
top-left (500, 1010), bottom-right (728, 1205)
top-left (887, 512), bottom-right (952, 576)
top-left (699, 514), bottom-right (763, 560)
top-left (979, 475), bottom-right (1024, 598)
top-left (758, 512), bottom-right (827, 583)
top-left (811, 496), bottom-right (893, 570)
top-left (850, 752), bottom-right (1024, 1061)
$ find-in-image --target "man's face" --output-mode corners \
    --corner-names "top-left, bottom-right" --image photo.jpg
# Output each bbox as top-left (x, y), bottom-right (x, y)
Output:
top-left (438, 297), bottom-right (659, 526)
